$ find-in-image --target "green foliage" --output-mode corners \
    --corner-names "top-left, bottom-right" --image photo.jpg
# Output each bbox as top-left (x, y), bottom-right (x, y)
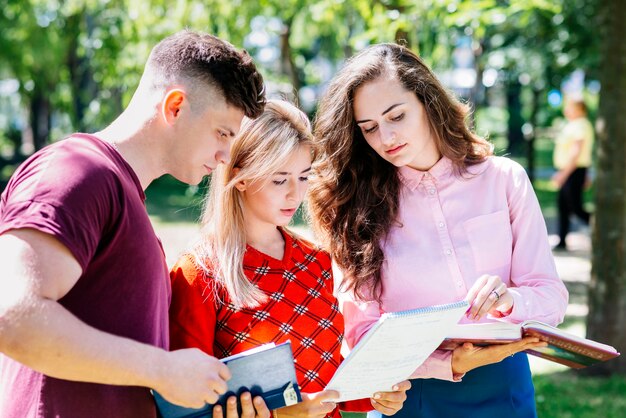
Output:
top-left (534, 372), bottom-right (626, 418)
top-left (0, 0), bottom-right (600, 139)
top-left (145, 175), bottom-right (207, 224)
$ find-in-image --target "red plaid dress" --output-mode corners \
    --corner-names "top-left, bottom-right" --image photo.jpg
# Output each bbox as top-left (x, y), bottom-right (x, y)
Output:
top-left (169, 228), bottom-right (369, 416)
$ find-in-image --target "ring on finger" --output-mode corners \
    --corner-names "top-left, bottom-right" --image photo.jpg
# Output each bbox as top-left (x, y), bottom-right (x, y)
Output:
top-left (491, 289), bottom-right (500, 300)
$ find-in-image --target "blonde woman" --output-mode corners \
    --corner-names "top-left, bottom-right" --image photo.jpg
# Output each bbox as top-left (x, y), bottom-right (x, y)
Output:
top-left (168, 100), bottom-right (409, 418)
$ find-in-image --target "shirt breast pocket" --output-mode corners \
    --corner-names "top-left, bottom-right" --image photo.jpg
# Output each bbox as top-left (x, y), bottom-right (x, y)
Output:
top-left (463, 209), bottom-right (513, 273)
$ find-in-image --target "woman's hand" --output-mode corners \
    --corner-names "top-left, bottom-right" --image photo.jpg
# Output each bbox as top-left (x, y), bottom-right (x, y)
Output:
top-left (465, 275), bottom-right (514, 320)
top-left (451, 337), bottom-right (547, 375)
top-left (212, 392), bottom-right (270, 418)
top-left (370, 380), bottom-right (411, 415)
top-left (273, 390), bottom-right (339, 418)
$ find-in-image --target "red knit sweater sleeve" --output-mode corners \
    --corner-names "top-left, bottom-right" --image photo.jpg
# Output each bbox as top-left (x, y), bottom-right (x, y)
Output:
top-left (169, 254), bottom-right (218, 355)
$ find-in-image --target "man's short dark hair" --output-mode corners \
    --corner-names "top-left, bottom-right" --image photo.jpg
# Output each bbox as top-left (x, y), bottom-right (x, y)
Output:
top-left (148, 30), bottom-right (265, 118)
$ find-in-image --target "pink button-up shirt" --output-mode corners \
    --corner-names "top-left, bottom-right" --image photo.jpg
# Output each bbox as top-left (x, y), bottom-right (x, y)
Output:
top-left (338, 156), bottom-right (569, 381)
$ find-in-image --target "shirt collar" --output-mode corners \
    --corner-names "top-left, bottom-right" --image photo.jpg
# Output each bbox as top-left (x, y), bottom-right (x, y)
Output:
top-left (397, 156), bottom-right (453, 191)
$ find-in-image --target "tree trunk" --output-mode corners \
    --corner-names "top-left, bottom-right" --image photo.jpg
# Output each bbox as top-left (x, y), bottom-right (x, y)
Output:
top-left (29, 89), bottom-right (51, 151)
top-left (506, 79), bottom-right (524, 155)
top-left (395, 29), bottom-right (410, 48)
top-left (66, 12), bottom-right (97, 132)
top-left (466, 38), bottom-right (485, 129)
top-left (343, 9), bottom-right (355, 58)
top-left (109, 86), bottom-right (124, 122)
top-left (586, 0), bottom-right (626, 375)
top-left (526, 87), bottom-right (542, 183)
top-left (279, 19), bottom-right (301, 98)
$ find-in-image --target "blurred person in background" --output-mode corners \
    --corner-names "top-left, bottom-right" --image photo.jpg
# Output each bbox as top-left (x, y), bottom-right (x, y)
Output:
top-left (552, 96), bottom-right (594, 250)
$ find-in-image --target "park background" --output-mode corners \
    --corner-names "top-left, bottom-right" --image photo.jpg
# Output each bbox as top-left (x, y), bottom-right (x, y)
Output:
top-left (1, 1), bottom-right (625, 416)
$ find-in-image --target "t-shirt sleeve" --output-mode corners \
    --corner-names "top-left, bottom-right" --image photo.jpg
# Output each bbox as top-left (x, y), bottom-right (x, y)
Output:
top-left (0, 147), bottom-right (119, 270)
top-left (169, 254), bottom-right (218, 355)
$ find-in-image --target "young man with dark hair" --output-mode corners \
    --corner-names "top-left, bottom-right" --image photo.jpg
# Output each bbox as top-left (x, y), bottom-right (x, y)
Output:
top-left (0, 30), bottom-right (266, 418)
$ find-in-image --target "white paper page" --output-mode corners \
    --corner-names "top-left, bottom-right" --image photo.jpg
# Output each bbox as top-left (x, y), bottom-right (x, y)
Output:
top-left (326, 302), bottom-right (467, 402)
top-left (447, 322), bottom-right (521, 340)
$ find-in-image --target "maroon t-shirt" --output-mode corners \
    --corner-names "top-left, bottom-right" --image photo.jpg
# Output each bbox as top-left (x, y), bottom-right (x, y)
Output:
top-left (0, 134), bottom-right (170, 418)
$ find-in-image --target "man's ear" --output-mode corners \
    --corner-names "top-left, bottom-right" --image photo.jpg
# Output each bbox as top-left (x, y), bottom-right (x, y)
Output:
top-left (162, 89), bottom-right (186, 125)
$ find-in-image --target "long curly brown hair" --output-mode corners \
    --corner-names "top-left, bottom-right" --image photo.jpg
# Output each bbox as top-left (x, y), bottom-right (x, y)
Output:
top-left (307, 43), bottom-right (492, 302)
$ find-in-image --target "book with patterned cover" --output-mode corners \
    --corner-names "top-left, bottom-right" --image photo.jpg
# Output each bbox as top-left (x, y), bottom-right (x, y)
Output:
top-left (325, 300), bottom-right (469, 402)
top-left (153, 341), bottom-right (301, 417)
top-left (445, 320), bottom-right (620, 369)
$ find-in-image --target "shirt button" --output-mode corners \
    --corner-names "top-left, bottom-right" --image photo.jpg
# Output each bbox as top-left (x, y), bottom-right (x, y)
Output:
top-left (428, 188), bottom-right (436, 195)
top-left (438, 222), bottom-right (445, 228)
top-left (457, 282), bottom-right (463, 287)
top-left (445, 249), bottom-right (452, 255)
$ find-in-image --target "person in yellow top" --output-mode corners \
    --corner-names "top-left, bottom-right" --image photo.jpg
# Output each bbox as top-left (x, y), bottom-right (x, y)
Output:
top-left (552, 96), bottom-right (594, 250)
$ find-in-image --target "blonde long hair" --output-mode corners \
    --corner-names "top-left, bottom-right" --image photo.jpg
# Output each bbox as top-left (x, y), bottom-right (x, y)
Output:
top-left (194, 100), bottom-right (314, 309)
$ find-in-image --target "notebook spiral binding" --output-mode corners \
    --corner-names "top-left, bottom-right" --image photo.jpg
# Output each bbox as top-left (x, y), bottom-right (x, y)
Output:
top-left (384, 300), bottom-right (469, 318)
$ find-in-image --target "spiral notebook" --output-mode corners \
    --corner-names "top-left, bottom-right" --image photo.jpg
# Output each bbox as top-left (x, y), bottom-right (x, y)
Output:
top-left (326, 300), bottom-right (468, 402)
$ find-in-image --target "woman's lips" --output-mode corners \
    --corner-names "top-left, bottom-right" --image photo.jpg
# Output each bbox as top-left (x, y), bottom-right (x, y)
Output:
top-left (386, 144), bottom-right (406, 155)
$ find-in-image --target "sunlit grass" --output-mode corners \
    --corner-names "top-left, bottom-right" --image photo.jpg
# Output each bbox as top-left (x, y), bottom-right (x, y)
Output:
top-left (534, 372), bottom-right (626, 418)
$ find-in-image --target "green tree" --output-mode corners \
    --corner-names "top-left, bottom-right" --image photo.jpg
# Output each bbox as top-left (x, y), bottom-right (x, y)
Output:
top-left (586, 0), bottom-right (626, 375)
top-left (0, 0), bottom-right (67, 150)
top-left (0, 0), bottom-right (130, 150)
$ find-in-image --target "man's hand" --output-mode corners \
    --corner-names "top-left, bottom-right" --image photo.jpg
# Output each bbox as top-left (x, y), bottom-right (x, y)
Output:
top-left (154, 348), bottom-right (231, 408)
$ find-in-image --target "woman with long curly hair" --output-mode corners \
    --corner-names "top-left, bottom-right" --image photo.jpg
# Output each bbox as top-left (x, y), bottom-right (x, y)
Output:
top-left (308, 44), bottom-right (568, 417)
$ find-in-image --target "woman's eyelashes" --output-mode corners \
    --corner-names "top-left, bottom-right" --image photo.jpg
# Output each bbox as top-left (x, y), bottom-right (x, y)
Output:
top-left (364, 125), bottom-right (377, 134)
top-left (271, 176), bottom-right (310, 186)
top-left (362, 113), bottom-right (405, 134)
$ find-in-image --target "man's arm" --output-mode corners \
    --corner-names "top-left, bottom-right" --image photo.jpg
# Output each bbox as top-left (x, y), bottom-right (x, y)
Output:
top-left (0, 228), bottom-right (229, 408)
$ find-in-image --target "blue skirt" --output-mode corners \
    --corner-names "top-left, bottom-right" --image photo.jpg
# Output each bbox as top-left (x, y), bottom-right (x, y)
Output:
top-left (385, 352), bottom-right (537, 418)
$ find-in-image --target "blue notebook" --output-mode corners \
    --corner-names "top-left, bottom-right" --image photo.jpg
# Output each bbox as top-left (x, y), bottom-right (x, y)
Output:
top-left (153, 341), bottom-right (301, 417)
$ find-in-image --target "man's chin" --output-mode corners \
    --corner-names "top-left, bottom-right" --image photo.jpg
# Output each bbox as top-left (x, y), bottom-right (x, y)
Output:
top-left (172, 173), bottom-right (204, 187)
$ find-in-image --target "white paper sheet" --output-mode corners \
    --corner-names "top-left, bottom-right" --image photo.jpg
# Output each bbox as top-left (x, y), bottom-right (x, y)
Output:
top-left (326, 301), bottom-right (468, 402)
